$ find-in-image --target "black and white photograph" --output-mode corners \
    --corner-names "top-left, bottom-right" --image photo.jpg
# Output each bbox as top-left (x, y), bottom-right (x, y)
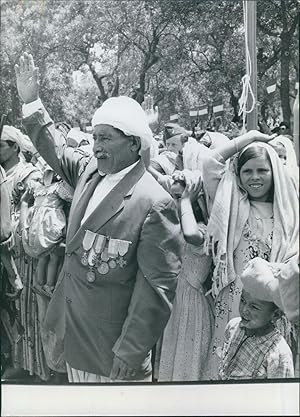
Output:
top-left (0, 0), bottom-right (299, 415)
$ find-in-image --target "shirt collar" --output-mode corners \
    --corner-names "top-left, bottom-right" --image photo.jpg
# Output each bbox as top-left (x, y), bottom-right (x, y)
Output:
top-left (98, 159), bottom-right (140, 181)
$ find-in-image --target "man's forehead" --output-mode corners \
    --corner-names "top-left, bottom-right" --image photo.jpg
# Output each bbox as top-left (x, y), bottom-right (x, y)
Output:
top-left (93, 124), bottom-right (121, 136)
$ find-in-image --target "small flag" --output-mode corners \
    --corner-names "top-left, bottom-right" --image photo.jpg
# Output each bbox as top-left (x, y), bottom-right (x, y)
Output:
top-left (213, 102), bottom-right (224, 115)
top-left (189, 110), bottom-right (198, 119)
top-left (198, 104), bottom-right (208, 119)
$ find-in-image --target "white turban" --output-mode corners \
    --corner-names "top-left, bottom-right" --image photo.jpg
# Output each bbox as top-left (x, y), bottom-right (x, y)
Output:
top-left (92, 96), bottom-right (156, 160)
top-left (1, 125), bottom-right (36, 154)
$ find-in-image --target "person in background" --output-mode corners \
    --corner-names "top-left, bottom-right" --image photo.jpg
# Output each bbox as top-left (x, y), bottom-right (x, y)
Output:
top-left (0, 125), bottom-right (50, 381)
top-left (0, 165), bottom-right (23, 376)
top-left (158, 173), bottom-right (214, 381)
top-left (150, 123), bottom-right (187, 176)
top-left (278, 121), bottom-right (293, 140)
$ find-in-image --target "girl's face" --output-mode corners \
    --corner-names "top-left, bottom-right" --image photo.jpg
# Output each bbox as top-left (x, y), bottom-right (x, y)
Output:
top-left (239, 290), bottom-right (276, 330)
top-left (239, 156), bottom-right (273, 202)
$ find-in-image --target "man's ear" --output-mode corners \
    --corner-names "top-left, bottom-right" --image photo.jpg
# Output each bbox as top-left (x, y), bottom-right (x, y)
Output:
top-left (13, 143), bottom-right (20, 153)
top-left (130, 136), bottom-right (141, 152)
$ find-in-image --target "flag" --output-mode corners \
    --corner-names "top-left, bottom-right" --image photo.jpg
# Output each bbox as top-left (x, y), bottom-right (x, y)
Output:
top-left (213, 102), bottom-right (224, 115)
top-left (198, 104), bottom-right (208, 119)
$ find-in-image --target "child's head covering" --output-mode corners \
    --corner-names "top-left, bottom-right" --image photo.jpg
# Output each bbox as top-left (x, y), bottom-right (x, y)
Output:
top-left (241, 257), bottom-right (299, 324)
top-left (241, 258), bottom-right (283, 307)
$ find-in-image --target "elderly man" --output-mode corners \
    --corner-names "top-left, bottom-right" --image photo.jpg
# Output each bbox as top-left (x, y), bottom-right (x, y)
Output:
top-left (15, 53), bottom-right (182, 383)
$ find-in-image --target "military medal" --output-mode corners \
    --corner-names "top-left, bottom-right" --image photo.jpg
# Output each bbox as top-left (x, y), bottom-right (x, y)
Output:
top-left (98, 262), bottom-right (109, 275)
top-left (117, 239), bottom-right (132, 256)
top-left (108, 238), bottom-right (119, 259)
top-left (108, 259), bottom-right (117, 269)
top-left (101, 247), bottom-right (110, 262)
top-left (86, 269), bottom-right (96, 283)
top-left (88, 247), bottom-right (97, 267)
top-left (116, 256), bottom-right (127, 268)
top-left (81, 230), bottom-right (96, 266)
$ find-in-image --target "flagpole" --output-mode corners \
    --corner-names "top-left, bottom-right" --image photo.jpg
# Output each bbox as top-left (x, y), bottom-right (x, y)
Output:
top-left (246, 0), bottom-right (258, 130)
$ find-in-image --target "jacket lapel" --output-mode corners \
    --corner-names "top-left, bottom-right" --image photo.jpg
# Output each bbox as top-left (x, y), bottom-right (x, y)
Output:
top-left (66, 157), bottom-right (99, 243)
top-left (67, 160), bottom-right (146, 253)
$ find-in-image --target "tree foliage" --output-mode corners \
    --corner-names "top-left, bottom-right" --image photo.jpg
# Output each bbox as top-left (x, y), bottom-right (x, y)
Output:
top-left (1, 0), bottom-right (298, 131)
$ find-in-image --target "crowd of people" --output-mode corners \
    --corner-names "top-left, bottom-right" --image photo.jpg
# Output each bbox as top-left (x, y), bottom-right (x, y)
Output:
top-left (0, 52), bottom-right (299, 383)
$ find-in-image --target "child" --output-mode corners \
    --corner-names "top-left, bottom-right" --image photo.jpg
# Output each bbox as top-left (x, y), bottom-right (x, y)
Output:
top-left (201, 130), bottom-right (299, 379)
top-left (158, 173), bottom-right (214, 381)
top-left (20, 167), bottom-right (73, 297)
top-left (219, 261), bottom-right (294, 379)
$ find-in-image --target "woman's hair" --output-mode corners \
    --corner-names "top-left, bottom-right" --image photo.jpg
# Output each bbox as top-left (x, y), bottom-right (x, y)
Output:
top-left (237, 145), bottom-right (272, 175)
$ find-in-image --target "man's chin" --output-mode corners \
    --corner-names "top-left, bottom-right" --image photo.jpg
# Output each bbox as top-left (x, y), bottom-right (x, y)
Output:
top-left (97, 160), bottom-right (111, 174)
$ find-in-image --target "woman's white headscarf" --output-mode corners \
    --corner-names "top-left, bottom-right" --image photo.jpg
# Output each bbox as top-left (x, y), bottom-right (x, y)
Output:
top-left (270, 135), bottom-right (299, 186)
top-left (92, 96), bottom-right (157, 164)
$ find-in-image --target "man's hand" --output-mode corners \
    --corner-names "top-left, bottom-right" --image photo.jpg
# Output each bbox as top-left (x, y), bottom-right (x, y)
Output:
top-left (109, 355), bottom-right (137, 380)
top-left (15, 53), bottom-right (39, 104)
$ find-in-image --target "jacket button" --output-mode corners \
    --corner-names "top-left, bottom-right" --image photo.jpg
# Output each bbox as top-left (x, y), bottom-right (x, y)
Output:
top-left (66, 297), bottom-right (72, 304)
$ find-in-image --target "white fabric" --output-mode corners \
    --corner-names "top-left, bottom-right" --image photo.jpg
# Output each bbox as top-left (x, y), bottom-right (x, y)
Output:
top-left (183, 137), bottom-right (212, 171)
top-left (81, 160), bottom-right (139, 225)
top-left (22, 98), bottom-right (43, 117)
top-left (1, 125), bottom-right (36, 154)
top-left (66, 363), bottom-right (152, 383)
top-left (92, 96), bottom-right (154, 155)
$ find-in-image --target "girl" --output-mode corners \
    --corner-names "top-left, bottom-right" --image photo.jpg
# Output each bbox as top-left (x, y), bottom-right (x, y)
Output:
top-left (20, 167), bottom-right (73, 297)
top-left (158, 173), bottom-right (214, 381)
top-left (202, 130), bottom-right (299, 379)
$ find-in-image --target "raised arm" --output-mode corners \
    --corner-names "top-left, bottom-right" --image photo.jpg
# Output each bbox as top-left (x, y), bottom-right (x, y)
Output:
top-left (215, 130), bottom-right (276, 161)
top-left (15, 53), bottom-right (88, 188)
top-left (180, 182), bottom-right (205, 247)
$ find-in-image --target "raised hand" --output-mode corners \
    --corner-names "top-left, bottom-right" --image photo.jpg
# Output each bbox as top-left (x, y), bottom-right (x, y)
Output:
top-left (15, 53), bottom-right (39, 104)
top-left (142, 94), bottom-right (159, 130)
top-left (245, 130), bottom-right (277, 143)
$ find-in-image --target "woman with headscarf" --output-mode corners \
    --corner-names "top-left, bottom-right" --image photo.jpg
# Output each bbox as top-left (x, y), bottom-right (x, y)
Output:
top-left (201, 130), bottom-right (298, 379)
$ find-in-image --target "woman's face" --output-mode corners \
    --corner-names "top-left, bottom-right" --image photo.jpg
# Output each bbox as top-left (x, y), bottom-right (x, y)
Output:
top-left (239, 156), bottom-right (273, 202)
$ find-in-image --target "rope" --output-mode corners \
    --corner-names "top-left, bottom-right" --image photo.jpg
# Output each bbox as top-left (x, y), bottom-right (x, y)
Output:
top-left (238, 0), bottom-right (256, 132)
